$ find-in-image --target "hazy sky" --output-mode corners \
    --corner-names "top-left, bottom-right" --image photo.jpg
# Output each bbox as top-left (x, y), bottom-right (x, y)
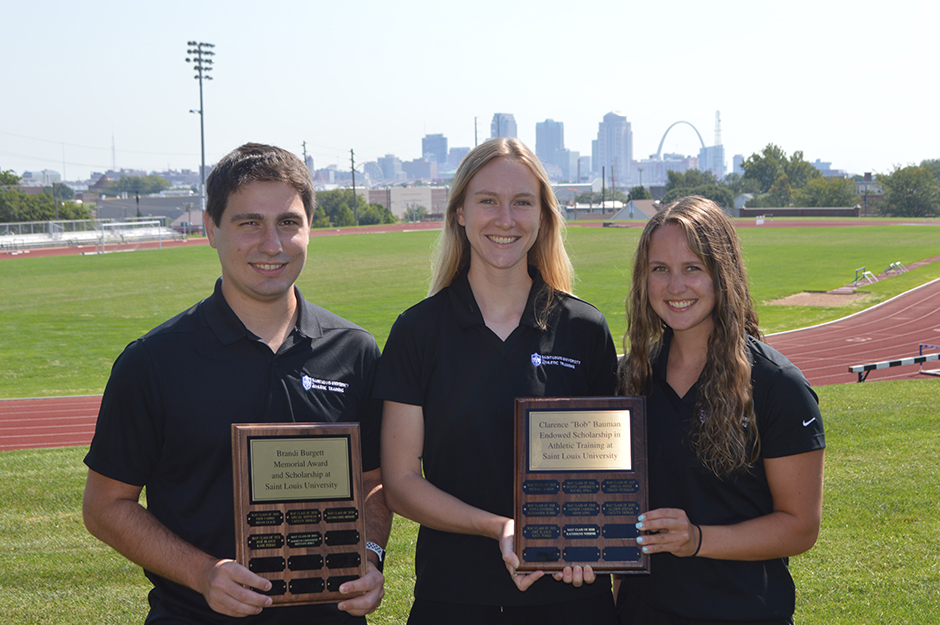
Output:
top-left (2, 0), bottom-right (935, 182)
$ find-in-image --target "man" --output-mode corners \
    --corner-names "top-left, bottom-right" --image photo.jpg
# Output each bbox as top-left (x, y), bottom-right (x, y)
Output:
top-left (83, 143), bottom-right (391, 624)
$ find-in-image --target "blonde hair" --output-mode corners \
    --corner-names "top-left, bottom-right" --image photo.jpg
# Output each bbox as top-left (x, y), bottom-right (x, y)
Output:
top-left (429, 138), bottom-right (572, 326)
top-left (618, 196), bottom-right (762, 476)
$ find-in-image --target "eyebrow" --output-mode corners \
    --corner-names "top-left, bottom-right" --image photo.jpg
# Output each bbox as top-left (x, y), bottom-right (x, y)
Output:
top-left (472, 190), bottom-right (538, 200)
top-left (228, 211), bottom-right (305, 223)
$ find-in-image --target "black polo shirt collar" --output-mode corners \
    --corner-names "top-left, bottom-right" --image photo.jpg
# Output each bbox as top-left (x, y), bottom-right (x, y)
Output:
top-left (203, 277), bottom-right (323, 347)
top-left (448, 265), bottom-right (544, 331)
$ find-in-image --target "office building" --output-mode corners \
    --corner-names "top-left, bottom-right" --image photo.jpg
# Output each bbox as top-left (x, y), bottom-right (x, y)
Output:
top-left (592, 111), bottom-right (633, 186)
top-left (422, 134), bottom-right (448, 165)
top-left (490, 113), bottom-right (517, 139)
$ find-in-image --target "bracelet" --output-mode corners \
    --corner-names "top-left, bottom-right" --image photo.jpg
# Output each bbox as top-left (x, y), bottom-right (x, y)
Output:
top-left (366, 541), bottom-right (385, 572)
top-left (691, 524), bottom-right (703, 558)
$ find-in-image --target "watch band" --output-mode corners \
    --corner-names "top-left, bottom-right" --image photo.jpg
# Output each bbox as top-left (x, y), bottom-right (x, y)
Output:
top-left (365, 541), bottom-right (385, 572)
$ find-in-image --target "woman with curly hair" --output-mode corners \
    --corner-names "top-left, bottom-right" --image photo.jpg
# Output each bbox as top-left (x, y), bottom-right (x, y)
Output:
top-left (616, 196), bottom-right (825, 625)
top-left (376, 138), bottom-right (619, 624)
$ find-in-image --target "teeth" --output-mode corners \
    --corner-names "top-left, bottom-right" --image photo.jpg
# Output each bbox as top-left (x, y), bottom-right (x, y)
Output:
top-left (254, 263), bottom-right (283, 271)
top-left (669, 300), bottom-right (694, 309)
top-left (488, 236), bottom-right (517, 244)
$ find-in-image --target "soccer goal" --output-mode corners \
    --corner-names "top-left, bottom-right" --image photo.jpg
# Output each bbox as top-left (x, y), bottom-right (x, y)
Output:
top-left (96, 220), bottom-right (165, 254)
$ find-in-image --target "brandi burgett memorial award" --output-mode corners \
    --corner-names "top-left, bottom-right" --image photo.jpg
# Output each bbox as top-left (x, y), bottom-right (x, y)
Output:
top-left (514, 397), bottom-right (649, 574)
top-left (232, 423), bottom-right (367, 605)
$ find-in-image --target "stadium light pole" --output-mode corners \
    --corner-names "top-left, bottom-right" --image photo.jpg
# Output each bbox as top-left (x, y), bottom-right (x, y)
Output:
top-left (185, 41), bottom-right (214, 233)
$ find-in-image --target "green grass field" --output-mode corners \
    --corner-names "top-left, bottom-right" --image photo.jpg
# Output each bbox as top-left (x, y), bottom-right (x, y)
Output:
top-left (2, 224), bottom-right (939, 399)
top-left (1, 222), bottom-right (939, 623)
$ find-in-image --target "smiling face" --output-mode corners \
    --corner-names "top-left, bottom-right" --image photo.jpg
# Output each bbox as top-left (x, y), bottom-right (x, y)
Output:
top-left (456, 156), bottom-right (542, 279)
top-left (205, 180), bottom-right (311, 313)
top-left (647, 222), bottom-right (716, 342)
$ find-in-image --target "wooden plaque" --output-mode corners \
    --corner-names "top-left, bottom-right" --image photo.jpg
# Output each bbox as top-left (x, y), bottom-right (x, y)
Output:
top-left (232, 423), bottom-right (366, 605)
top-left (514, 397), bottom-right (649, 574)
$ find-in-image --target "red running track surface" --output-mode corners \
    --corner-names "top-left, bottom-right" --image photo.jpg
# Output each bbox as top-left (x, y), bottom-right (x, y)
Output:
top-left (0, 395), bottom-right (101, 451)
top-left (767, 277), bottom-right (940, 386)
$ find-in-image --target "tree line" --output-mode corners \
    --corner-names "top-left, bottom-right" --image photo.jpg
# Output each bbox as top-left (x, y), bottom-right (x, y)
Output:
top-left (1, 170), bottom-right (92, 222)
top-left (660, 144), bottom-right (939, 217)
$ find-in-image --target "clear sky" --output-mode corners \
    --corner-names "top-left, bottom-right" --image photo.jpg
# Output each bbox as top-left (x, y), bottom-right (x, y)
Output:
top-left (2, 0), bottom-right (935, 183)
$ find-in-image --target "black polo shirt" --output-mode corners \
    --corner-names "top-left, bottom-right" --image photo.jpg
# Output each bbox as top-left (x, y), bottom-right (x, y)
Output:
top-left (618, 329), bottom-right (825, 623)
top-left (85, 278), bottom-right (381, 624)
top-left (374, 267), bottom-right (618, 607)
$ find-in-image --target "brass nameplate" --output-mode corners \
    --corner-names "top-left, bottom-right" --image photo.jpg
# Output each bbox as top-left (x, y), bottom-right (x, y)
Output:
top-left (514, 397), bottom-right (648, 574)
top-left (232, 423), bottom-right (366, 605)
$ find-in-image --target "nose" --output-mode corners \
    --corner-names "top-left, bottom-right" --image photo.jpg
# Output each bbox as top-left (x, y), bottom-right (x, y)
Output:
top-left (494, 202), bottom-right (514, 228)
top-left (667, 271), bottom-right (686, 294)
top-left (258, 224), bottom-right (283, 255)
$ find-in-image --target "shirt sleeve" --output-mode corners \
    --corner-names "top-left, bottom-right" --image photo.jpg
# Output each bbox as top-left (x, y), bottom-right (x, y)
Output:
top-left (373, 312), bottom-right (428, 407)
top-left (752, 347), bottom-right (825, 459)
top-left (84, 340), bottom-right (165, 486)
top-left (356, 337), bottom-right (383, 473)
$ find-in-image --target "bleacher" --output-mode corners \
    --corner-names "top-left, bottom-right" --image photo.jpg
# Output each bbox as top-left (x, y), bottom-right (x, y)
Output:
top-left (0, 219), bottom-right (182, 251)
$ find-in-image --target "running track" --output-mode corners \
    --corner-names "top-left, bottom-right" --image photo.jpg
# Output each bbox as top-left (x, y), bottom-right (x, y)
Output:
top-left (2, 220), bottom-right (937, 451)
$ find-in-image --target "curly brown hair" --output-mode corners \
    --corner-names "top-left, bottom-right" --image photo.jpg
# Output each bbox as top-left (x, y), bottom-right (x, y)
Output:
top-left (617, 196), bottom-right (762, 476)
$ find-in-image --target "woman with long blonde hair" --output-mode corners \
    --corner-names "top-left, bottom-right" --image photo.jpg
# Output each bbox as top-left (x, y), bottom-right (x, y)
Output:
top-left (616, 196), bottom-right (825, 624)
top-left (376, 138), bottom-right (619, 624)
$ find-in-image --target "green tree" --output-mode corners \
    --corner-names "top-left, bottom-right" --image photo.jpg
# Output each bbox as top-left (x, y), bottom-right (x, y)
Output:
top-left (333, 203), bottom-right (355, 227)
top-left (627, 185), bottom-right (652, 201)
top-left (740, 144), bottom-right (820, 194)
top-left (920, 158), bottom-right (940, 179)
top-left (877, 165), bottom-right (940, 217)
top-left (575, 189), bottom-right (628, 204)
top-left (720, 173), bottom-right (761, 197)
top-left (403, 204), bottom-right (427, 222)
top-left (312, 189), bottom-right (367, 227)
top-left (358, 203), bottom-right (396, 226)
top-left (662, 184), bottom-right (734, 209)
top-left (44, 184), bottom-right (75, 200)
top-left (102, 175), bottom-right (172, 196)
top-left (1, 169), bottom-right (21, 187)
top-left (665, 169), bottom-right (717, 193)
top-left (792, 177), bottom-right (858, 207)
top-left (0, 189), bottom-right (91, 222)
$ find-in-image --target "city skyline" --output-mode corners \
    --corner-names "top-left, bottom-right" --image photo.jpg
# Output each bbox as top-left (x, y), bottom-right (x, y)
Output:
top-left (2, 0), bottom-right (935, 183)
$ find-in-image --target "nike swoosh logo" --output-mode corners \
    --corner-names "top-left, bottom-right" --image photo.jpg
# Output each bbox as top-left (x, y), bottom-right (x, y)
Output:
top-left (803, 418), bottom-right (817, 427)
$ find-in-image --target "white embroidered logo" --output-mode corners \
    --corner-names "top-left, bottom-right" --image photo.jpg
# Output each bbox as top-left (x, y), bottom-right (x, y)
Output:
top-left (530, 353), bottom-right (581, 370)
top-left (302, 375), bottom-right (348, 394)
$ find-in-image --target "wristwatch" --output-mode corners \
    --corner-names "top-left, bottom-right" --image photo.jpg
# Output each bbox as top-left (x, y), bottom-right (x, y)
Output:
top-left (365, 541), bottom-right (385, 572)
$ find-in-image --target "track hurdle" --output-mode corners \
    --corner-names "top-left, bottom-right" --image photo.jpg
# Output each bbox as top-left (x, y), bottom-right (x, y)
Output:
top-left (919, 344), bottom-right (940, 377)
top-left (849, 345), bottom-right (940, 382)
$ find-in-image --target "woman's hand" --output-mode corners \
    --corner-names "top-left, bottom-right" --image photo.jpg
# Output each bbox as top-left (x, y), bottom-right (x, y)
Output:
top-left (635, 508), bottom-right (700, 557)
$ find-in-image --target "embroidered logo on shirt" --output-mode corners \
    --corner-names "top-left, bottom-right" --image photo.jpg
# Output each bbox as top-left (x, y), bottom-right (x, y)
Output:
top-left (530, 353), bottom-right (581, 370)
top-left (302, 375), bottom-right (348, 394)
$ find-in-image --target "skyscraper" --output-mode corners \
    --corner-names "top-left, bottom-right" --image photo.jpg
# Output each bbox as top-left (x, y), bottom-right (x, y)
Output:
top-left (490, 113), bottom-right (517, 140)
top-left (536, 119), bottom-right (565, 166)
top-left (422, 133), bottom-right (448, 166)
top-left (591, 111), bottom-right (633, 186)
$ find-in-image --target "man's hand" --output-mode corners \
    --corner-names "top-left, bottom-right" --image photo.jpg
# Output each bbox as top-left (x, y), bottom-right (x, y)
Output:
top-left (337, 561), bottom-right (385, 616)
top-left (199, 559), bottom-right (274, 617)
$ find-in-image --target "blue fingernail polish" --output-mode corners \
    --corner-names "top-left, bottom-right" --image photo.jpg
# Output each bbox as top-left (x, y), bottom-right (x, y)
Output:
top-left (636, 522), bottom-right (644, 530)
top-left (641, 546), bottom-right (649, 553)
top-left (638, 514), bottom-right (645, 522)
top-left (636, 536), bottom-right (644, 544)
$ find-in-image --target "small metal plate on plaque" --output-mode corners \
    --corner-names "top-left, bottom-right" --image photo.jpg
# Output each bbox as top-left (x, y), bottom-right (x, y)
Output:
top-left (514, 397), bottom-right (648, 574)
top-left (232, 423), bottom-right (367, 605)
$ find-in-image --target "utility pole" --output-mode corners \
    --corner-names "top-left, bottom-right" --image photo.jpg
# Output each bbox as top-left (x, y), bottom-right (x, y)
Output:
top-left (185, 41), bottom-right (214, 234)
top-left (350, 149), bottom-right (359, 226)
